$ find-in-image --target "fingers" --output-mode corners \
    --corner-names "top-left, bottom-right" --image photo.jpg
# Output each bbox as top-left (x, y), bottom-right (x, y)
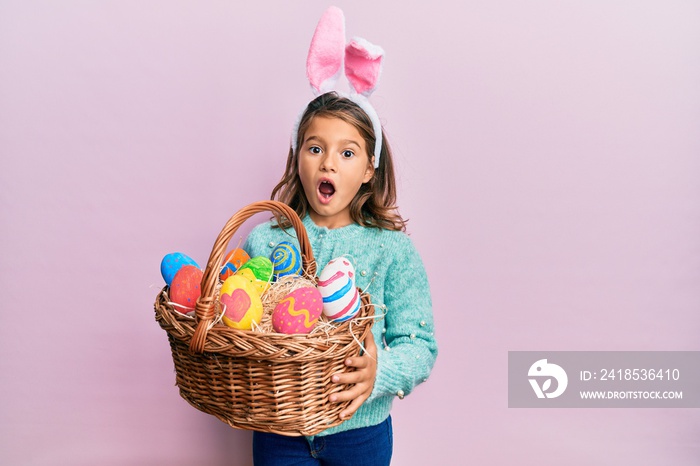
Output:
top-left (339, 396), bottom-right (366, 420)
top-left (332, 352), bottom-right (375, 385)
top-left (328, 332), bottom-right (378, 419)
top-left (344, 332), bottom-right (377, 370)
top-left (330, 364), bottom-right (373, 400)
top-left (330, 383), bottom-right (364, 403)
top-left (330, 382), bottom-right (371, 420)
top-left (332, 372), bottom-right (357, 386)
top-left (342, 355), bottom-right (370, 371)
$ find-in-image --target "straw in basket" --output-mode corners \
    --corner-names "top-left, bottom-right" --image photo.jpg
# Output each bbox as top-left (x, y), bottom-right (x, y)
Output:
top-left (154, 201), bottom-right (375, 436)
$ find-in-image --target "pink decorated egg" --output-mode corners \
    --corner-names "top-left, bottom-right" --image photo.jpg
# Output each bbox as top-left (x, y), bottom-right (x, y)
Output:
top-left (219, 275), bottom-right (263, 330)
top-left (318, 258), bottom-right (361, 322)
top-left (272, 286), bottom-right (323, 334)
top-left (169, 265), bottom-right (203, 315)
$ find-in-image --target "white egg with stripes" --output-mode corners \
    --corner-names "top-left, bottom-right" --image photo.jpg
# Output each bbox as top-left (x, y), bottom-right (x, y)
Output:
top-left (317, 257), bottom-right (361, 322)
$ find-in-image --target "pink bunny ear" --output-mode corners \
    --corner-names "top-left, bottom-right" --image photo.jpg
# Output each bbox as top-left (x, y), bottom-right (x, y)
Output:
top-left (344, 37), bottom-right (385, 96)
top-left (306, 6), bottom-right (346, 95)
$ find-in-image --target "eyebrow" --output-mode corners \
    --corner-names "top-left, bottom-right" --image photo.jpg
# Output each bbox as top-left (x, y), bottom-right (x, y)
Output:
top-left (304, 135), bottom-right (362, 149)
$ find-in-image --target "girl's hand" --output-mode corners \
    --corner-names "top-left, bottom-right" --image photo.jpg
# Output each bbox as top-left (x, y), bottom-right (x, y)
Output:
top-left (329, 332), bottom-right (378, 420)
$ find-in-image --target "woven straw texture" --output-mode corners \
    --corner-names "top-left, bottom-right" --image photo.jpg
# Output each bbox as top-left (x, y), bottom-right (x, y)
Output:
top-left (154, 201), bottom-right (374, 436)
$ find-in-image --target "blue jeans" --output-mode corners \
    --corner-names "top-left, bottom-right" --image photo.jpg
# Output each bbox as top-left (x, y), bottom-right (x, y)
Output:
top-left (252, 416), bottom-right (393, 466)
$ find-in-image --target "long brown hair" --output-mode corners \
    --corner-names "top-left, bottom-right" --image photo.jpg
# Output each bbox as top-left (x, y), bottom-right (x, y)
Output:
top-left (271, 92), bottom-right (406, 231)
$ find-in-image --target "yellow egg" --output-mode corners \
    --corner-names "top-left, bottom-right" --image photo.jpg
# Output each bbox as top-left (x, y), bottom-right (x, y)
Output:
top-left (235, 267), bottom-right (270, 295)
top-left (219, 275), bottom-right (263, 330)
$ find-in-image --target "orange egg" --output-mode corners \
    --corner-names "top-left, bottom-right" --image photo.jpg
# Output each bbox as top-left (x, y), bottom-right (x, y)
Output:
top-left (219, 248), bottom-right (251, 281)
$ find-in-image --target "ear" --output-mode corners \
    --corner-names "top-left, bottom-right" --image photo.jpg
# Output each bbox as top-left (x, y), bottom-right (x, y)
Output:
top-left (363, 156), bottom-right (375, 183)
top-left (306, 7), bottom-right (346, 95)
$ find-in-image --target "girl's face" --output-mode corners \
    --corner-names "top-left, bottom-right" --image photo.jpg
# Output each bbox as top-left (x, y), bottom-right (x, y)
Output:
top-left (298, 116), bottom-right (375, 229)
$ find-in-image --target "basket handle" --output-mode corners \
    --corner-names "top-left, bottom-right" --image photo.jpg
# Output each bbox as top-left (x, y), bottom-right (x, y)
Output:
top-left (189, 200), bottom-right (315, 354)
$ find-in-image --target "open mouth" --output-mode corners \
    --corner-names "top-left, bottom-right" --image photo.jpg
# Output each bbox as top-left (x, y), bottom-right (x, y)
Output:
top-left (318, 180), bottom-right (336, 203)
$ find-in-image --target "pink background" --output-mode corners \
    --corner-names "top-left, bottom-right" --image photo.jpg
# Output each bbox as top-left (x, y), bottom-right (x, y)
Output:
top-left (2, 1), bottom-right (699, 465)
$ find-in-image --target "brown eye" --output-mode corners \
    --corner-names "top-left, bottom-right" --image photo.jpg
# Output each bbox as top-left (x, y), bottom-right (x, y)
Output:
top-left (309, 146), bottom-right (322, 154)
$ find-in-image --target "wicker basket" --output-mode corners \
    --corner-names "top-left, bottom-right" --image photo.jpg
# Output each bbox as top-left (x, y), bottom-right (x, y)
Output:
top-left (154, 201), bottom-right (374, 436)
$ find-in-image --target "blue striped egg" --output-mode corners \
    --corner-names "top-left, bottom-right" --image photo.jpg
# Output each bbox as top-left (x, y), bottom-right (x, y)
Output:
top-left (318, 257), bottom-right (361, 322)
top-left (270, 241), bottom-right (303, 280)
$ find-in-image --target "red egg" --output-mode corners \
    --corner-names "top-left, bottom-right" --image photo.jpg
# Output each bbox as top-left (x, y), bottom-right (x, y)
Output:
top-left (169, 265), bottom-right (203, 314)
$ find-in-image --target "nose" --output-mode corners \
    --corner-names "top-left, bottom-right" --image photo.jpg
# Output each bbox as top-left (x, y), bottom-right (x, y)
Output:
top-left (319, 152), bottom-right (337, 172)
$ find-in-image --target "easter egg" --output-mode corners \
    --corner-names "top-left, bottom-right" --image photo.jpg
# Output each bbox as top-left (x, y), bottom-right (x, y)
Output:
top-left (235, 256), bottom-right (273, 294)
top-left (219, 248), bottom-right (251, 281)
top-left (169, 265), bottom-right (203, 315)
top-left (238, 256), bottom-right (274, 281)
top-left (236, 268), bottom-right (270, 294)
top-left (161, 252), bottom-right (199, 286)
top-left (318, 258), bottom-right (361, 322)
top-left (272, 286), bottom-right (323, 334)
top-left (270, 241), bottom-right (303, 280)
top-left (219, 275), bottom-right (263, 330)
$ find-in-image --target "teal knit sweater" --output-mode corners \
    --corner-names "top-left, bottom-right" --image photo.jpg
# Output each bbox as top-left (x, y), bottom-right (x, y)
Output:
top-left (243, 215), bottom-right (438, 437)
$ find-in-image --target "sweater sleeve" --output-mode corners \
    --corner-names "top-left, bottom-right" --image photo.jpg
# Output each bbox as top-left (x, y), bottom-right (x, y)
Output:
top-left (369, 235), bottom-right (438, 400)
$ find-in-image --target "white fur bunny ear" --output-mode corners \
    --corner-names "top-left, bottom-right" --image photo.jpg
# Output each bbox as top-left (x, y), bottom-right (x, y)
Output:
top-left (306, 6), bottom-right (346, 95)
top-left (345, 37), bottom-right (385, 96)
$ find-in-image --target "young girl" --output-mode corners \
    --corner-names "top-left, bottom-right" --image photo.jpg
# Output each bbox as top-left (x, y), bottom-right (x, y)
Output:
top-left (243, 8), bottom-right (437, 466)
top-left (244, 91), bottom-right (437, 465)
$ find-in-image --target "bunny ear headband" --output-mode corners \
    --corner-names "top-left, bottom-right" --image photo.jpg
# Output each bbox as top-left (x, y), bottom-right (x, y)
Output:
top-left (291, 6), bottom-right (385, 168)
